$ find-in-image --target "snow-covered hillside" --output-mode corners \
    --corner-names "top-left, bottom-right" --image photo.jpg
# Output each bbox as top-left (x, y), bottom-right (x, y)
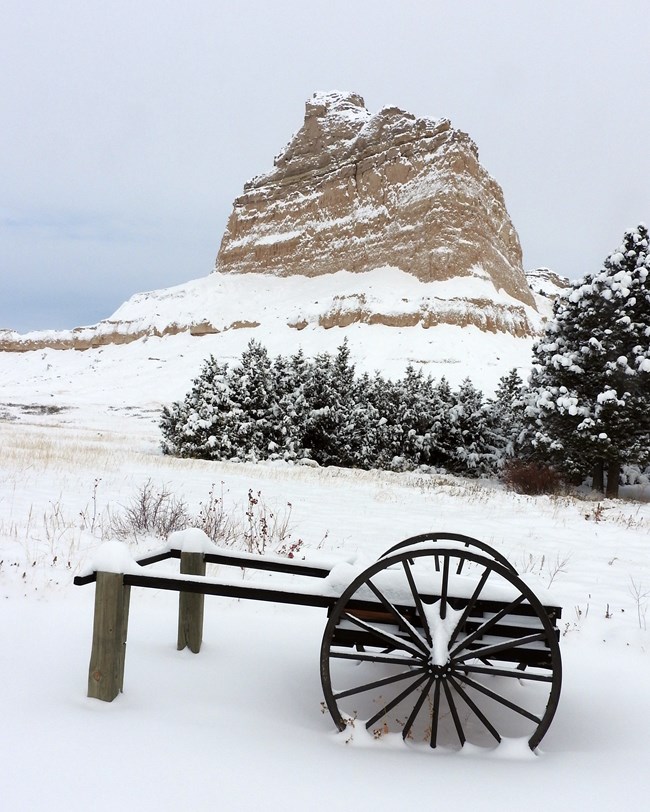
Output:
top-left (1, 407), bottom-right (649, 811)
top-left (0, 267), bottom-right (546, 437)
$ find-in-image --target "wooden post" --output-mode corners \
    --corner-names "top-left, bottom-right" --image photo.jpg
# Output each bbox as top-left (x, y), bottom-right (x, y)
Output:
top-left (87, 572), bottom-right (131, 701)
top-left (177, 552), bottom-right (206, 653)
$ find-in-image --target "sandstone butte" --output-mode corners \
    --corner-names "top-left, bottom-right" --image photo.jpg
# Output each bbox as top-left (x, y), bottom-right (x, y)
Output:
top-left (217, 91), bottom-right (536, 313)
top-left (0, 91), bottom-right (543, 353)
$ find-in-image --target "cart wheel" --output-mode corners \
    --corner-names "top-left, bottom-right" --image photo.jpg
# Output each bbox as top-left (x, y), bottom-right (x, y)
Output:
top-left (320, 547), bottom-right (561, 751)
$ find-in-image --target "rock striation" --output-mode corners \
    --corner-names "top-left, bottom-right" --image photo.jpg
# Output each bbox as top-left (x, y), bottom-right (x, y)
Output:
top-left (216, 90), bottom-right (535, 311)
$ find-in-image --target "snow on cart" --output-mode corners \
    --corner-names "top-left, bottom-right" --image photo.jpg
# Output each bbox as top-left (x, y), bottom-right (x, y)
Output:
top-left (75, 531), bottom-right (562, 751)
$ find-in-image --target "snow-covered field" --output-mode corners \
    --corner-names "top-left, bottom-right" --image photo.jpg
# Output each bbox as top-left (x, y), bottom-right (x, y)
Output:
top-left (2, 392), bottom-right (650, 811)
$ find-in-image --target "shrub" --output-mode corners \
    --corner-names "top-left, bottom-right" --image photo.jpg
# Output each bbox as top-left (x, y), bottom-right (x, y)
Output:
top-left (501, 460), bottom-right (563, 495)
top-left (110, 479), bottom-right (189, 539)
top-left (110, 481), bottom-right (298, 554)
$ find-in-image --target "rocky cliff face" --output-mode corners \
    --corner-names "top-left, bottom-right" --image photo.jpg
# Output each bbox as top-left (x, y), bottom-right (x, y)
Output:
top-left (217, 91), bottom-right (535, 310)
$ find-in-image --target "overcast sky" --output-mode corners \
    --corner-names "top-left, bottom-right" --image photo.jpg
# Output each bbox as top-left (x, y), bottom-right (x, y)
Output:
top-left (2, 1), bottom-right (649, 332)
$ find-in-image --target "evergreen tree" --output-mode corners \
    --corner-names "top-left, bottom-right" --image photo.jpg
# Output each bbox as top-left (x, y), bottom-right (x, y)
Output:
top-left (528, 224), bottom-right (650, 496)
top-left (395, 366), bottom-right (435, 467)
top-left (426, 377), bottom-right (457, 469)
top-left (448, 378), bottom-right (498, 476)
top-left (300, 341), bottom-right (366, 466)
top-left (366, 372), bottom-right (401, 468)
top-left (227, 340), bottom-right (280, 461)
top-left (344, 372), bottom-right (383, 469)
top-left (490, 369), bottom-right (528, 463)
top-left (160, 355), bottom-right (236, 459)
top-left (272, 349), bottom-right (311, 461)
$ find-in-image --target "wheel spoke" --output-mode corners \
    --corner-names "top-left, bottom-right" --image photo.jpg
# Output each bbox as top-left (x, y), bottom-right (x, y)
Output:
top-left (334, 667), bottom-right (427, 701)
top-left (461, 663), bottom-right (553, 682)
top-left (450, 594), bottom-right (527, 657)
top-left (342, 611), bottom-right (425, 659)
top-left (447, 567), bottom-right (491, 649)
top-left (447, 676), bottom-right (501, 743)
top-left (429, 679), bottom-right (442, 748)
top-left (364, 673), bottom-right (430, 730)
top-left (330, 650), bottom-right (422, 667)
top-left (365, 578), bottom-right (429, 654)
top-left (439, 555), bottom-right (450, 620)
top-left (454, 673), bottom-right (541, 723)
top-left (402, 676), bottom-right (434, 740)
top-left (402, 559), bottom-right (432, 646)
top-left (455, 548), bottom-right (469, 575)
top-left (442, 679), bottom-right (466, 746)
top-left (453, 632), bottom-right (547, 664)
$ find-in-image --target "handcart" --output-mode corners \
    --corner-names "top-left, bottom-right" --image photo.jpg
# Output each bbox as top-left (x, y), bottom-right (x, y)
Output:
top-left (75, 531), bottom-right (562, 751)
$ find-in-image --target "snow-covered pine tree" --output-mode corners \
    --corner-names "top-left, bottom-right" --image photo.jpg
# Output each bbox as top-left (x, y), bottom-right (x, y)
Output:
top-left (345, 371), bottom-right (384, 469)
top-left (160, 355), bottom-right (236, 459)
top-left (448, 378), bottom-right (498, 476)
top-left (228, 339), bottom-right (280, 461)
top-left (529, 224), bottom-right (650, 496)
top-left (300, 347), bottom-right (349, 466)
top-left (490, 368), bottom-right (528, 464)
top-left (301, 341), bottom-right (376, 467)
top-left (393, 365), bottom-right (437, 468)
top-left (365, 372), bottom-right (401, 468)
top-left (425, 376), bottom-right (458, 469)
top-left (330, 340), bottom-right (360, 466)
top-left (271, 349), bottom-right (310, 461)
top-left (160, 399), bottom-right (187, 456)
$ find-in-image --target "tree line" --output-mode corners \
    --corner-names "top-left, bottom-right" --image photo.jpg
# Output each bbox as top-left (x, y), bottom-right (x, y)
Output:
top-left (161, 224), bottom-right (650, 497)
top-left (160, 339), bottom-right (515, 476)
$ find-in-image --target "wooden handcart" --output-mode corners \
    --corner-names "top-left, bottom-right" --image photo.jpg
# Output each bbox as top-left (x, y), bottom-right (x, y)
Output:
top-left (75, 532), bottom-right (562, 751)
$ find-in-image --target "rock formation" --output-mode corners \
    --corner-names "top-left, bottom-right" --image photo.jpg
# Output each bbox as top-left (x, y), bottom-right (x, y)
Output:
top-left (0, 91), bottom-right (541, 354)
top-left (525, 268), bottom-right (571, 322)
top-left (525, 268), bottom-right (571, 299)
top-left (216, 90), bottom-right (535, 310)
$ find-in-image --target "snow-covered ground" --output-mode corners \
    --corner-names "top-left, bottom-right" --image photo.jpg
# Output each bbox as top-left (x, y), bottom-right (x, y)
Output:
top-left (2, 390), bottom-right (650, 810)
top-left (1, 278), bottom-right (648, 810)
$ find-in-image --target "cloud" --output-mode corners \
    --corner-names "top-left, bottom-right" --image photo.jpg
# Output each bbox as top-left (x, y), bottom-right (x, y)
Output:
top-left (1, 0), bottom-right (648, 331)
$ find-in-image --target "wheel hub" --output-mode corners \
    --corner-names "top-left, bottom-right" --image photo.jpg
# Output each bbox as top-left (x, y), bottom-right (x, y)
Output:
top-left (427, 659), bottom-right (453, 679)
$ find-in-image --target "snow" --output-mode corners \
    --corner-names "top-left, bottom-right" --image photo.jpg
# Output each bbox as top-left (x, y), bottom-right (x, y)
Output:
top-left (90, 540), bottom-right (141, 574)
top-left (226, 228), bottom-right (302, 250)
top-left (167, 527), bottom-right (216, 554)
top-left (6, 266), bottom-right (539, 343)
top-left (2, 395), bottom-right (650, 811)
top-left (1, 277), bottom-right (650, 809)
top-left (310, 90), bottom-right (372, 122)
top-left (597, 389), bottom-right (619, 403)
top-left (425, 604), bottom-right (465, 665)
